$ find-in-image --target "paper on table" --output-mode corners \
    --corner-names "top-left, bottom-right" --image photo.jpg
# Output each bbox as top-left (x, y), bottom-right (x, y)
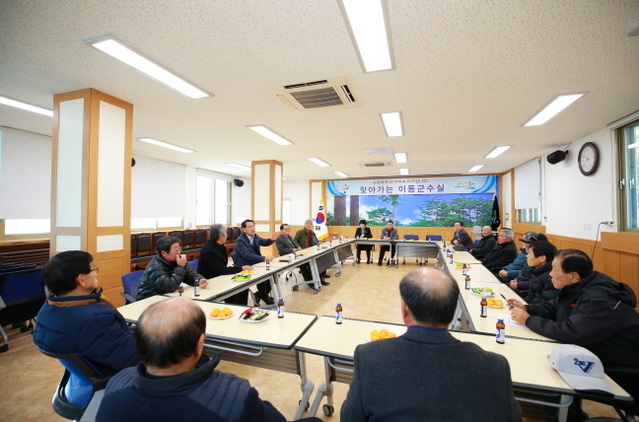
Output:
top-left (499, 313), bottom-right (526, 327)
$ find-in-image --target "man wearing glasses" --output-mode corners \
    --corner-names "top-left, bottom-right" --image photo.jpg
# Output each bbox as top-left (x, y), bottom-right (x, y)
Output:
top-left (33, 250), bottom-right (139, 375)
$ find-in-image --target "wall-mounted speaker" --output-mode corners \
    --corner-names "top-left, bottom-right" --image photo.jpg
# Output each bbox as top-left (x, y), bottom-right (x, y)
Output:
top-left (132, 158), bottom-right (136, 167)
top-left (233, 178), bottom-right (244, 187)
top-left (547, 150), bottom-right (568, 165)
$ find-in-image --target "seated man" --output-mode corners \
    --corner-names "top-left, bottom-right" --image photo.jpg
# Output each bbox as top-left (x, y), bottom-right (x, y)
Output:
top-left (275, 223), bottom-right (314, 285)
top-left (198, 224), bottom-right (253, 305)
top-left (469, 226), bottom-right (495, 260)
top-left (481, 228), bottom-right (518, 274)
top-left (354, 219), bottom-right (373, 264)
top-left (451, 221), bottom-right (474, 251)
top-left (137, 236), bottom-right (209, 301)
top-left (499, 232), bottom-right (548, 293)
top-left (377, 220), bottom-right (399, 266)
top-left (294, 219), bottom-right (330, 285)
top-left (511, 249), bottom-right (639, 411)
top-left (96, 297), bottom-right (319, 422)
top-left (341, 267), bottom-right (521, 421)
top-left (523, 241), bottom-right (558, 304)
top-left (33, 250), bottom-right (139, 375)
top-left (233, 219), bottom-right (279, 304)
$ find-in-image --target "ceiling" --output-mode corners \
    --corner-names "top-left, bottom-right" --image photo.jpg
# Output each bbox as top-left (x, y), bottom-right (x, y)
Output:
top-left (1, 0), bottom-right (638, 181)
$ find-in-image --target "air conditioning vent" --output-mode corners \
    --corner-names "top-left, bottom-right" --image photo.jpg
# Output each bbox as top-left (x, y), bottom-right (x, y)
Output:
top-left (267, 76), bottom-right (357, 112)
top-left (359, 162), bottom-right (392, 168)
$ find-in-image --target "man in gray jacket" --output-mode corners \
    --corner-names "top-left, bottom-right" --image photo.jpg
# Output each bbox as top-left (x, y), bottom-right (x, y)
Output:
top-left (341, 267), bottom-right (522, 422)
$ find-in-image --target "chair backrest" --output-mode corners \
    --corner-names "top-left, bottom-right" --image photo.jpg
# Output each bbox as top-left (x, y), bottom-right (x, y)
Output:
top-left (0, 269), bottom-right (45, 305)
top-left (152, 232), bottom-right (167, 252)
top-left (136, 233), bottom-right (153, 256)
top-left (168, 230), bottom-right (184, 245)
top-left (403, 234), bottom-right (419, 240)
top-left (426, 235), bottom-right (443, 241)
top-left (194, 229), bottom-right (207, 247)
top-left (231, 227), bottom-right (241, 240)
top-left (130, 234), bottom-right (137, 258)
top-left (188, 260), bottom-right (198, 270)
top-left (183, 230), bottom-right (195, 249)
top-left (120, 270), bottom-right (144, 304)
top-left (230, 252), bottom-right (237, 264)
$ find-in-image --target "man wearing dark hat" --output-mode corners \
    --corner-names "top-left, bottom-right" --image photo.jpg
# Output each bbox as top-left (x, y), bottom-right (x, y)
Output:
top-left (496, 231), bottom-right (547, 292)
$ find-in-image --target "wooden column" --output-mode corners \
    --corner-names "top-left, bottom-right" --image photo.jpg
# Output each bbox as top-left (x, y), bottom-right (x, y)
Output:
top-left (51, 88), bottom-right (132, 305)
top-left (251, 160), bottom-right (283, 253)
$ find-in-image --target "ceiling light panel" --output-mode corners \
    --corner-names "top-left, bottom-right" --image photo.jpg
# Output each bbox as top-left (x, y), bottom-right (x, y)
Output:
top-left (84, 35), bottom-right (211, 100)
top-left (137, 137), bottom-right (194, 153)
top-left (524, 93), bottom-right (586, 127)
top-left (484, 146), bottom-right (511, 159)
top-left (468, 165), bottom-right (484, 173)
top-left (246, 125), bottom-right (293, 145)
top-left (0, 95), bottom-right (53, 117)
top-left (308, 157), bottom-right (330, 167)
top-left (380, 111), bottom-right (403, 137)
top-left (339, 0), bottom-right (394, 73)
top-left (394, 152), bottom-right (408, 163)
top-left (334, 171), bottom-right (349, 178)
top-left (399, 168), bottom-right (409, 175)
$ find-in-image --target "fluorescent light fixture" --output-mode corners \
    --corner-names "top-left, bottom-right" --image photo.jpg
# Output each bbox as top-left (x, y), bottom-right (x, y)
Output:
top-left (84, 34), bottom-right (211, 100)
top-left (0, 95), bottom-right (53, 117)
top-left (308, 157), bottom-right (330, 167)
top-left (334, 171), bottom-right (349, 178)
top-left (338, 0), bottom-right (393, 72)
top-left (137, 137), bottom-right (194, 153)
top-left (468, 165), bottom-right (484, 173)
top-left (394, 152), bottom-right (408, 163)
top-left (524, 93), bottom-right (586, 126)
top-left (399, 168), bottom-right (409, 175)
top-left (380, 111), bottom-right (403, 137)
top-left (628, 142), bottom-right (639, 149)
top-left (246, 125), bottom-right (293, 145)
top-left (225, 162), bottom-right (251, 170)
top-left (484, 146), bottom-right (511, 159)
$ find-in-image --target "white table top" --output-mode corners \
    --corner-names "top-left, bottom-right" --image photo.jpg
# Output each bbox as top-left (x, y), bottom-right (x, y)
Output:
top-left (294, 316), bottom-right (631, 399)
top-left (118, 295), bottom-right (317, 349)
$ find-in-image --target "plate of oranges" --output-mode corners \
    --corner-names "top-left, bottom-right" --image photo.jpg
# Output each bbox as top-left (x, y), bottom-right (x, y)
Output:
top-left (367, 328), bottom-right (397, 342)
top-left (209, 307), bottom-right (234, 320)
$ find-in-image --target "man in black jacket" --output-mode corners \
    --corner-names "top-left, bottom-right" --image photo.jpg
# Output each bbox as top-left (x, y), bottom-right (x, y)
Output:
top-left (469, 226), bottom-right (496, 260)
top-left (510, 249), bottom-right (639, 412)
top-left (481, 228), bottom-right (518, 274)
top-left (137, 236), bottom-right (209, 301)
top-left (522, 241), bottom-right (558, 303)
top-left (198, 224), bottom-right (253, 305)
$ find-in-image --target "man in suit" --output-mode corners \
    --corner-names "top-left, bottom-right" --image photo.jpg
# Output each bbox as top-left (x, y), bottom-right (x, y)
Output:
top-left (275, 223), bottom-right (315, 286)
top-left (451, 220), bottom-right (474, 251)
top-left (341, 267), bottom-right (521, 422)
top-left (197, 224), bottom-right (253, 305)
top-left (233, 219), bottom-right (279, 305)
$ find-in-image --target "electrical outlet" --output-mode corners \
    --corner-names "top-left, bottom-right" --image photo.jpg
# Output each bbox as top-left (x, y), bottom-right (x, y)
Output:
top-left (601, 221), bottom-right (614, 225)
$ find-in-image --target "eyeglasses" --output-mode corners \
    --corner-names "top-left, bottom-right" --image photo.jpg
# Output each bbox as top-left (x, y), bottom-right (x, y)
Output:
top-left (89, 268), bottom-right (99, 274)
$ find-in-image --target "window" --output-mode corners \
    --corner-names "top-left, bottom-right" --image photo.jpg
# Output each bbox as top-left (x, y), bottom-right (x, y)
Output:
top-left (195, 170), bottom-right (231, 226)
top-left (514, 159), bottom-right (541, 224)
top-left (618, 119), bottom-right (639, 231)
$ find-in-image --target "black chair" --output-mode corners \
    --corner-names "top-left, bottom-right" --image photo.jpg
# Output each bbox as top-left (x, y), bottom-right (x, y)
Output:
top-left (0, 268), bottom-right (45, 352)
top-left (36, 345), bottom-right (112, 421)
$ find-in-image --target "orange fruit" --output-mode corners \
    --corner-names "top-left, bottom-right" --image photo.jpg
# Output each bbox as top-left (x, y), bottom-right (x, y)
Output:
top-left (222, 307), bottom-right (232, 315)
top-left (210, 308), bottom-right (220, 317)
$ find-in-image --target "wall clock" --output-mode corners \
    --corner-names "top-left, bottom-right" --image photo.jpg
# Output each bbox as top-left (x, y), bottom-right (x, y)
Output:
top-left (578, 142), bottom-right (599, 176)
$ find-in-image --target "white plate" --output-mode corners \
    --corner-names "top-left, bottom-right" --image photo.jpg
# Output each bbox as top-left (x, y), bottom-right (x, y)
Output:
top-left (487, 303), bottom-right (506, 309)
top-left (232, 274), bottom-right (252, 281)
top-left (471, 289), bottom-right (495, 297)
top-left (208, 312), bottom-right (233, 320)
top-left (239, 312), bottom-right (270, 323)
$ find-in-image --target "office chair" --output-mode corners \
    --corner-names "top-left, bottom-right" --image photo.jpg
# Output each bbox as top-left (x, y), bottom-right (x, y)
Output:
top-left (187, 259), bottom-right (198, 270)
top-left (402, 234), bottom-right (421, 265)
top-left (426, 235), bottom-right (443, 241)
top-left (37, 345), bottom-right (112, 421)
top-left (119, 270), bottom-right (144, 305)
top-left (0, 268), bottom-right (45, 352)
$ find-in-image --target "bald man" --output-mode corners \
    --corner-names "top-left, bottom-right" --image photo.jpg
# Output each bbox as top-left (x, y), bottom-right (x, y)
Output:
top-left (469, 226), bottom-right (496, 260)
top-left (96, 297), bottom-right (297, 422)
top-left (341, 268), bottom-right (521, 422)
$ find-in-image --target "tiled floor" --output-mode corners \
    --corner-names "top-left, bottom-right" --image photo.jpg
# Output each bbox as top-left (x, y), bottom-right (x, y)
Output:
top-left (0, 257), bottom-right (629, 421)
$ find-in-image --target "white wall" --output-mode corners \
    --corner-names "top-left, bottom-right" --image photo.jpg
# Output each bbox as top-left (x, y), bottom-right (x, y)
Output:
top-left (284, 180), bottom-right (310, 224)
top-left (542, 126), bottom-right (617, 240)
top-left (501, 172), bottom-right (512, 228)
top-left (233, 178), bottom-right (251, 226)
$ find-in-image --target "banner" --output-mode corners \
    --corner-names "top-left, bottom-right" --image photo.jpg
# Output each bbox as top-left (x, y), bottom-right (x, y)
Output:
top-left (327, 175), bottom-right (496, 196)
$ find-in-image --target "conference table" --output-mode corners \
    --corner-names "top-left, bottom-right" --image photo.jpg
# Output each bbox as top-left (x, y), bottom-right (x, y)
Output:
top-left (350, 238), bottom-right (441, 267)
top-left (117, 295), bottom-right (318, 420)
top-left (294, 316), bottom-right (632, 419)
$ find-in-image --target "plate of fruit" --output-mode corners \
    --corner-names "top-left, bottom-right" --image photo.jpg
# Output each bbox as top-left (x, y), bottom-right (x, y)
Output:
top-left (471, 287), bottom-right (494, 297)
top-left (367, 328), bottom-right (397, 342)
top-left (208, 307), bottom-right (233, 320)
top-left (486, 298), bottom-right (506, 308)
top-left (239, 307), bottom-right (270, 323)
